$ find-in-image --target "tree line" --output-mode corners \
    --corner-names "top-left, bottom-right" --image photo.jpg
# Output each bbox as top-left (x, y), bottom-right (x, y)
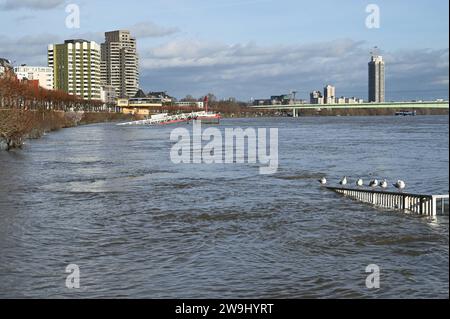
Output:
top-left (0, 76), bottom-right (108, 112)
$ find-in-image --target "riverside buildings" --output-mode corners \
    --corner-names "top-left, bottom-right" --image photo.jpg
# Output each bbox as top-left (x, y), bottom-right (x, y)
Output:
top-left (48, 39), bottom-right (102, 100)
top-left (46, 30), bottom-right (139, 102)
top-left (46, 31), bottom-right (140, 102)
top-left (310, 85), bottom-right (364, 105)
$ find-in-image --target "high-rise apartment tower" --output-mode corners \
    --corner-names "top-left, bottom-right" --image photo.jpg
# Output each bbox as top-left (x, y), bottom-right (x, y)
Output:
top-left (324, 85), bottom-right (336, 104)
top-left (101, 30), bottom-right (139, 98)
top-left (368, 54), bottom-right (385, 103)
top-left (48, 40), bottom-right (101, 100)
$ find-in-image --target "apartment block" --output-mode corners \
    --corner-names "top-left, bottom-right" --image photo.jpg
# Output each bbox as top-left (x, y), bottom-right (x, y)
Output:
top-left (48, 39), bottom-right (101, 100)
top-left (14, 66), bottom-right (54, 90)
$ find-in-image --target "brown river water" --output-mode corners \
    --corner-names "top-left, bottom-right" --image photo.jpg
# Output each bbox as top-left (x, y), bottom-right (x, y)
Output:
top-left (0, 116), bottom-right (448, 298)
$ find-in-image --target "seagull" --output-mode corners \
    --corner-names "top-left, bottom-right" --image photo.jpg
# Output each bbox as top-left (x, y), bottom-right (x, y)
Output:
top-left (340, 176), bottom-right (348, 186)
top-left (393, 180), bottom-right (406, 191)
top-left (369, 179), bottom-right (379, 188)
top-left (356, 178), bottom-right (364, 187)
top-left (319, 177), bottom-right (327, 185)
top-left (380, 179), bottom-right (388, 189)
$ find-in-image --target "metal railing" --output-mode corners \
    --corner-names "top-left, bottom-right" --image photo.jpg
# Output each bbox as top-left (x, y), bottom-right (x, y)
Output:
top-left (327, 186), bottom-right (449, 217)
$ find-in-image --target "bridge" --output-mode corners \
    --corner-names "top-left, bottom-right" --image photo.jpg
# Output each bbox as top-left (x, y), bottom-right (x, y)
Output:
top-left (251, 101), bottom-right (449, 117)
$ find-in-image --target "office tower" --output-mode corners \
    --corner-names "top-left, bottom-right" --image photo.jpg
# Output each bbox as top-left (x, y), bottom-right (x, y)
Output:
top-left (368, 54), bottom-right (385, 103)
top-left (48, 40), bottom-right (101, 100)
top-left (324, 85), bottom-right (336, 104)
top-left (101, 30), bottom-right (139, 98)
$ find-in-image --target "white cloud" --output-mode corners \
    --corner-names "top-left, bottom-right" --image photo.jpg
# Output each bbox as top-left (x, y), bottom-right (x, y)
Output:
top-left (0, 33), bottom-right (60, 65)
top-left (0, 0), bottom-right (65, 10)
top-left (140, 38), bottom-right (449, 101)
top-left (129, 22), bottom-right (179, 39)
top-left (68, 21), bottom-right (179, 44)
top-left (0, 30), bottom-right (447, 101)
top-left (142, 39), bottom-right (364, 69)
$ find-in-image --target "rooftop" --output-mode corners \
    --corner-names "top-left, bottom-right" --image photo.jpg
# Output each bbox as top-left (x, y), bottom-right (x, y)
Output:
top-left (64, 39), bottom-right (90, 44)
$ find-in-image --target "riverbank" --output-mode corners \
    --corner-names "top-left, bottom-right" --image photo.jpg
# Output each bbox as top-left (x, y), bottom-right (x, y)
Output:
top-left (217, 107), bottom-right (448, 118)
top-left (295, 107), bottom-right (449, 117)
top-left (2, 107), bottom-right (447, 150)
top-left (0, 109), bottom-right (133, 151)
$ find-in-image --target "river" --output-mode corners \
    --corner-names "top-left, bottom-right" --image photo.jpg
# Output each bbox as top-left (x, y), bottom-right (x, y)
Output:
top-left (0, 116), bottom-right (448, 298)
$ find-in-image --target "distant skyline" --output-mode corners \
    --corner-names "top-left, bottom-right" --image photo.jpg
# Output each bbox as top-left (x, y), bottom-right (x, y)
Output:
top-left (0, 0), bottom-right (448, 101)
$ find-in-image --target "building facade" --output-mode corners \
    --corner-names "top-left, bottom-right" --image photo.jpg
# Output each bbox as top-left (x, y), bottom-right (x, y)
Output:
top-left (368, 54), bottom-right (385, 103)
top-left (0, 58), bottom-right (13, 78)
top-left (100, 85), bottom-right (117, 105)
top-left (48, 40), bottom-right (101, 100)
top-left (14, 66), bottom-right (53, 90)
top-left (101, 30), bottom-right (139, 98)
top-left (336, 96), bottom-right (346, 104)
top-left (175, 101), bottom-right (205, 109)
top-left (253, 99), bottom-right (272, 106)
top-left (271, 95), bottom-right (292, 105)
top-left (324, 85), bottom-right (336, 104)
top-left (117, 97), bottom-right (162, 116)
top-left (148, 91), bottom-right (173, 103)
top-left (310, 91), bottom-right (324, 104)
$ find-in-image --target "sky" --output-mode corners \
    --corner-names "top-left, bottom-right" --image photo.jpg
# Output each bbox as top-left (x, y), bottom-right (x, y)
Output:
top-left (0, 0), bottom-right (448, 101)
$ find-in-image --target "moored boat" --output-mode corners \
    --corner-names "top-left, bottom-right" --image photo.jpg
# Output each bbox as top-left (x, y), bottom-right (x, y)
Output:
top-left (395, 110), bottom-right (417, 116)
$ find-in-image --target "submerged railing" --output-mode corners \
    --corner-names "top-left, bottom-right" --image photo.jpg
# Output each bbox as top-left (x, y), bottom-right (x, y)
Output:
top-left (327, 186), bottom-right (449, 217)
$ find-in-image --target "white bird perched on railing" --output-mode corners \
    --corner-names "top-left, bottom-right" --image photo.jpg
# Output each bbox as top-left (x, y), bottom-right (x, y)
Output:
top-left (356, 179), bottom-right (364, 187)
top-left (394, 180), bottom-right (406, 191)
top-left (319, 177), bottom-right (327, 185)
top-left (340, 177), bottom-right (348, 186)
top-left (369, 179), bottom-right (379, 188)
top-left (380, 179), bottom-right (388, 189)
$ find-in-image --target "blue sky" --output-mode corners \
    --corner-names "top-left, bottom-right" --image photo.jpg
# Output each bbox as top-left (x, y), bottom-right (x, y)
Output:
top-left (0, 0), bottom-right (448, 101)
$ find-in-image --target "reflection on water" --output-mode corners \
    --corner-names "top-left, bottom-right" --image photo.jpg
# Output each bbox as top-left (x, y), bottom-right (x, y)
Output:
top-left (0, 116), bottom-right (448, 298)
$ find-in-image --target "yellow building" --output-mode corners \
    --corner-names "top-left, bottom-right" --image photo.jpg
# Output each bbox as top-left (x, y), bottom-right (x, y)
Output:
top-left (118, 98), bottom-right (162, 116)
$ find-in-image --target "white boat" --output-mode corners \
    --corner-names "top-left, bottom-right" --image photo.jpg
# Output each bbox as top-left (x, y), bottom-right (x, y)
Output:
top-left (118, 111), bottom-right (221, 126)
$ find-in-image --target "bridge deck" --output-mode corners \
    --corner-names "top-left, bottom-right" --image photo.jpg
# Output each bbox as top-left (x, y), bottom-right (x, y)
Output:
top-left (251, 101), bottom-right (449, 110)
